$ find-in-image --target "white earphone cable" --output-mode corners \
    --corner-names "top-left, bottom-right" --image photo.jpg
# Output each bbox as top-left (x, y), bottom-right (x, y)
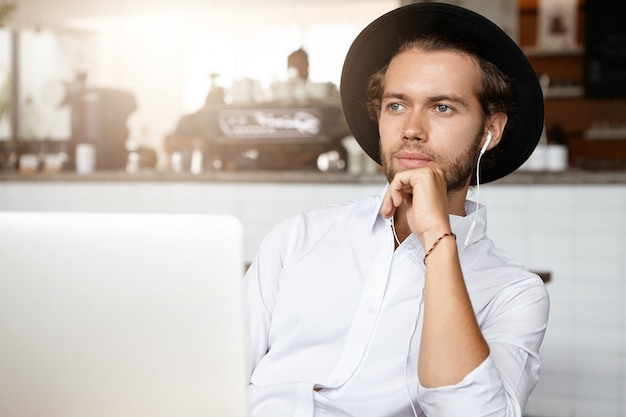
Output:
top-left (390, 218), bottom-right (423, 417)
top-left (463, 132), bottom-right (489, 248)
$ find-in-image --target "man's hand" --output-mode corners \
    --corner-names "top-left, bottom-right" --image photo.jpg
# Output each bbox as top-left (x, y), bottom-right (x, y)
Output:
top-left (380, 167), bottom-right (452, 248)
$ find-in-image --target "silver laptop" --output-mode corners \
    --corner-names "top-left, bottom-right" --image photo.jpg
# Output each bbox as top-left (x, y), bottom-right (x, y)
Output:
top-left (0, 211), bottom-right (248, 417)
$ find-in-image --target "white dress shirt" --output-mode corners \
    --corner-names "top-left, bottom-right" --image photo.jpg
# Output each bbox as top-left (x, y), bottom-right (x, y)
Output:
top-left (243, 187), bottom-right (549, 417)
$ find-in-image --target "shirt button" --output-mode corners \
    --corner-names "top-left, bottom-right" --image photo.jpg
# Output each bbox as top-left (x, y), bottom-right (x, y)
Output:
top-left (407, 243), bottom-right (415, 250)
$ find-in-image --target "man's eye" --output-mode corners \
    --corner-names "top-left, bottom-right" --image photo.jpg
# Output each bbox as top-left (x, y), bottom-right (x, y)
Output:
top-left (436, 104), bottom-right (451, 113)
top-left (389, 103), bottom-right (404, 111)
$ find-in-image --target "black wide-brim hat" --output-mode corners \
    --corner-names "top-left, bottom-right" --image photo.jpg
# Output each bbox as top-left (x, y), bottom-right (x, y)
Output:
top-left (340, 2), bottom-right (544, 183)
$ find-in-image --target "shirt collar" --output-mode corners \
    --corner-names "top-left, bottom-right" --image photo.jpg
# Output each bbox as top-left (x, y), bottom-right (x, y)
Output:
top-left (452, 199), bottom-right (487, 249)
top-left (369, 185), bottom-right (389, 230)
top-left (369, 184), bottom-right (487, 249)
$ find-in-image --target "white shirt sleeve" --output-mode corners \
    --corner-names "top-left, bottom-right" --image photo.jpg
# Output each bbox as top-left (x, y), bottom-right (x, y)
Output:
top-left (418, 357), bottom-right (510, 416)
top-left (418, 278), bottom-right (549, 417)
top-left (243, 215), bottom-right (296, 379)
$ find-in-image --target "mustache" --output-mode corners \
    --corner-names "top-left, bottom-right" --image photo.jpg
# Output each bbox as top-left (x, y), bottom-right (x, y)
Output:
top-left (390, 143), bottom-right (438, 161)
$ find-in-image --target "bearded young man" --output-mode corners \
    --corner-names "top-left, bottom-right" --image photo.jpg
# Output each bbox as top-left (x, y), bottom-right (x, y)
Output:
top-left (243, 4), bottom-right (549, 417)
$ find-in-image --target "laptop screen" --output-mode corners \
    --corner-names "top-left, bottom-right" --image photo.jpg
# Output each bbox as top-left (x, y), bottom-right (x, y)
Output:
top-left (0, 211), bottom-right (248, 417)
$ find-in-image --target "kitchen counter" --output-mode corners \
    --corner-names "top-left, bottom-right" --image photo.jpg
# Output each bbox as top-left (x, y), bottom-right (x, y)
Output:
top-left (2, 169), bottom-right (626, 184)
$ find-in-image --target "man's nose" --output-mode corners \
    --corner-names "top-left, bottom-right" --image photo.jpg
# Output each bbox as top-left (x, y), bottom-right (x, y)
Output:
top-left (401, 111), bottom-right (427, 141)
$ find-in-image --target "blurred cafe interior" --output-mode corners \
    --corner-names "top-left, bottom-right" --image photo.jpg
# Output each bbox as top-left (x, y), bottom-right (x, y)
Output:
top-left (2, 1), bottom-right (626, 416)
top-left (1, 0), bottom-right (626, 175)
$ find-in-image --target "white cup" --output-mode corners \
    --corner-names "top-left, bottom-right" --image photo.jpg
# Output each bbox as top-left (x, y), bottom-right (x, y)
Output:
top-left (547, 144), bottom-right (568, 172)
top-left (75, 143), bottom-right (96, 174)
top-left (524, 144), bottom-right (547, 171)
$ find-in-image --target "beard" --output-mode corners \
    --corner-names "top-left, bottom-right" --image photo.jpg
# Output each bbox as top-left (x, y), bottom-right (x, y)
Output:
top-left (381, 128), bottom-right (483, 194)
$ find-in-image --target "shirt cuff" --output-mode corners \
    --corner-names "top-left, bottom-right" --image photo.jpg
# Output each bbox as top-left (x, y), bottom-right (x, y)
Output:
top-left (418, 356), bottom-right (518, 417)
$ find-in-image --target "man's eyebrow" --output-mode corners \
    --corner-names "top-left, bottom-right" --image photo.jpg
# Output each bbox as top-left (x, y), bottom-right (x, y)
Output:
top-left (427, 94), bottom-right (470, 107)
top-left (381, 92), bottom-right (409, 101)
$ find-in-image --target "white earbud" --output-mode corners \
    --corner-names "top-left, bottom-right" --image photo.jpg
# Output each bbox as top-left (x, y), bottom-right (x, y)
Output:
top-left (480, 131), bottom-right (492, 155)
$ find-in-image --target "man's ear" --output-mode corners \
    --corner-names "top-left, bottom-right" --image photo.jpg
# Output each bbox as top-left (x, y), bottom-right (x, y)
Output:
top-left (483, 112), bottom-right (508, 151)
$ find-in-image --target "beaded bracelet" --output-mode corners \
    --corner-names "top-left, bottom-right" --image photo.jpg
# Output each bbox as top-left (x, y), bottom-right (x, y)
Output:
top-left (423, 232), bottom-right (456, 265)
